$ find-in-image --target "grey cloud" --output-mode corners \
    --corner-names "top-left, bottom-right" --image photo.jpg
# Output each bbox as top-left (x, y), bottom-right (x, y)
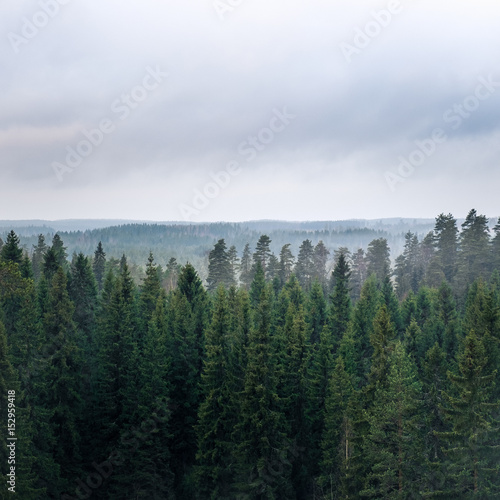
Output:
top-left (1, 0), bottom-right (500, 220)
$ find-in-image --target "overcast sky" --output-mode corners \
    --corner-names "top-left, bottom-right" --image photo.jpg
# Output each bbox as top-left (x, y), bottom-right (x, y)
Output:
top-left (1, 0), bottom-right (499, 222)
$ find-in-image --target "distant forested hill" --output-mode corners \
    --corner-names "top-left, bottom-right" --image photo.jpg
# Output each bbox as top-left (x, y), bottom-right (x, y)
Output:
top-left (0, 218), bottom-right (437, 277)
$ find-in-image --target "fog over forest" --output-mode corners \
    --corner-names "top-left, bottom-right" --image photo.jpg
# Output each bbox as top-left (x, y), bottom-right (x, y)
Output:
top-left (2, 1), bottom-right (500, 498)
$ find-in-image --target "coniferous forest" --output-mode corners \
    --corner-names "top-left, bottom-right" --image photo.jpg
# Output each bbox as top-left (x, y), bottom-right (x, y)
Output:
top-left (2, 208), bottom-right (500, 499)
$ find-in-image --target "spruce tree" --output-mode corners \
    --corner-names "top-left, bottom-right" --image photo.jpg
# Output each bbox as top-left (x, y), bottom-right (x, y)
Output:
top-left (455, 209), bottom-right (490, 292)
top-left (276, 301), bottom-right (310, 497)
top-left (361, 341), bottom-right (425, 498)
top-left (31, 234), bottom-right (48, 282)
top-left (307, 324), bottom-right (335, 488)
top-left (366, 238), bottom-right (391, 282)
top-left (93, 241), bottom-right (106, 291)
top-left (0, 320), bottom-right (41, 499)
top-left (126, 291), bottom-right (174, 499)
top-left (436, 280), bottom-right (460, 358)
top-left (366, 304), bottom-right (396, 394)
top-left (195, 286), bottom-right (237, 499)
top-left (318, 355), bottom-right (355, 499)
top-left (207, 239), bottom-right (235, 290)
top-left (0, 230), bottom-right (23, 265)
top-left (421, 343), bottom-right (449, 495)
top-left (492, 218), bottom-right (500, 273)
top-left (253, 235), bottom-right (273, 279)
top-left (435, 330), bottom-right (500, 498)
top-left (327, 252), bottom-right (352, 349)
top-left (350, 274), bottom-right (381, 380)
top-left (240, 243), bottom-right (254, 290)
top-left (92, 262), bottom-right (140, 497)
top-left (395, 231), bottom-right (422, 298)
top-left (233, 285), bottom-right (293, 499)
top-left (313, 240), bottom-right (330, 285)
top-left (295, 239), bottom-right (315, 291)
top-left (462, 279), bottom-right (500, 396)
top-left (138, 251), bottom-right (162, 336)
top-left (350, 248), bottom-right (367, 301)
top-left (250, 260), bottom-right (266, 309)
top-left (434, 213), bottom-right (459, 283)
top-left (307, 280), bottom-right (327, 344)
top-left (166, 265), bottom-right (208, 498)
top-left (51, 233), bottom-right (68, 268)
top-left (381, 275), bottom-right (402, 335)
top-left (228, 244), bottom-right (240, 283)
top-left (42, 247), bottom-right (60, 282)
top-left (69, 252), bottom-right (98, 339)
top-left (278, 243), bottom-right (295, 288)
top-left (32, 267), bottom-right (82, 496)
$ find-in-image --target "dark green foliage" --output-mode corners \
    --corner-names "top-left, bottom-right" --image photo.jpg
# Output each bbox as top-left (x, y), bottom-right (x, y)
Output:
top-left (350, 248), bottom-right (367, 301)
top-left (395, 231), bottom-right (423, 298)
top-left (435, 330), bottom-right (500, 498)
top-left (207, 238), bottom-right (235, 291)
top-left (295, 239), bottom-right (316, 291)
top-left (0, 230), bottom-right (23, 265)
top-left (492, 218), bottom-right (500, 273)
top-left (0, 320), bottom-right (42, 499)
top-left (51, 233), bottom-right (68, 268)
top-left (2, 210), bottom-right (500, 498)
top-left (275, 300), bottom-right (310, 497)
top-left (307, 324), bottom-right (335, 488)
top-left (130, 292), bottom-right (174, 499)
top-left (279, 243), bottom-right (295, 288)
top-left (250, 260), bottom-right (266, 308)
top-left (361, 341), bottom-right (425, 498)
top-left (436, 280), bottom-right (461, 358)
top-left (69, 252), bottom-right (98, 337)
top-left (350, 274), bottom-right (381, 379)
top-left (307, 280), bottom-right (327, 344)
top-left (253, 234), bottom-right (273, 280)
top-left (32, 268), bottom-right (83, 495)
top-left (328, 252), bottom-right (352, 349)
top-left (434, 213), bottom-right (459, 283)
top-left (166, 264), bottom-right (208, 497)
top-left (138, 251), bottom-right (162, 336)
top-left (228, 244), bottom-right (240, 281)
top-left (318, 355), bottom-right (355, 498)
top-left (381, 274), bottom-right (402, 334)
top-left (455, 210), bottom-right (491, 293)
top-left (240, 242), bottom-right (254, 289)
top-left (421, 343), bottom-right (449, 494)
top-left (233, 285), bottom-right (293, 499)
top-left (92, 241), bottom-right (106, 290)
top-left (42, 246), bottom-right (60, 282)
top-left (195, 287), bottom-right (236, 499)
top-left (366, 304), bottom-right (396, 393)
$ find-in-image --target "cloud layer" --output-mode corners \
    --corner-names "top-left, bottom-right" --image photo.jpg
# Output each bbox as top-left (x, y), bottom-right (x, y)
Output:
top-left (1, 0), bottom-right (499, 221)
